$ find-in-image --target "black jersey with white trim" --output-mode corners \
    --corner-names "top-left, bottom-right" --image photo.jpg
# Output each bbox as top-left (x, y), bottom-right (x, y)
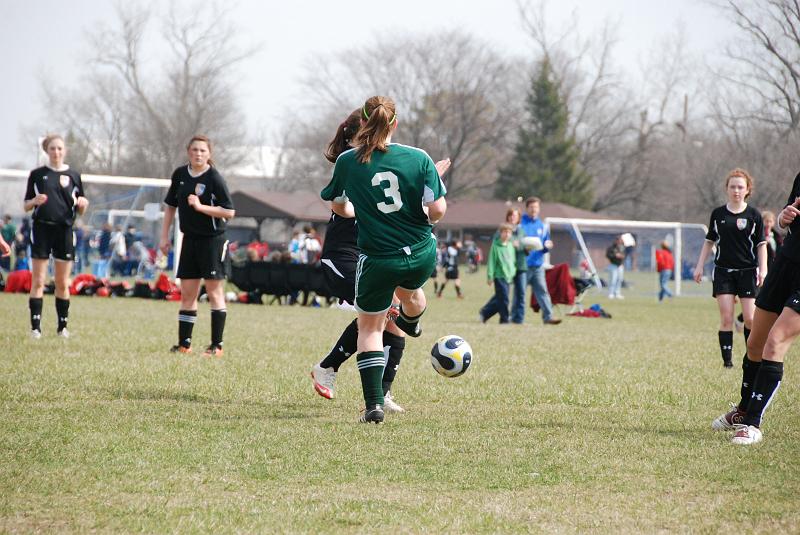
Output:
top-left (321, 212), bottom-right (359, 263)
top-left (164, 165), bottom-right (233, 238)
top-left (778, 171), bottom-right (800, 261)
top-left (705, 204), bottom-right (764, 269)
top-left (24, 166), bottom-right (84, 226)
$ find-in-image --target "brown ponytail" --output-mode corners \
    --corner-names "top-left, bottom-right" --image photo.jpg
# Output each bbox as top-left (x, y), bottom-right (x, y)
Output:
top-left (324, 109), bottom-right (361, 163)
top-left (352, 96), bottom-right (396, 164)
top-left (187, 135), bottom-right (214, 167)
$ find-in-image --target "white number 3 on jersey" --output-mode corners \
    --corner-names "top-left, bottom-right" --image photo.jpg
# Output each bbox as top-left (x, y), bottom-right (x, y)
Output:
top-left (372, 172), bottom-right (403, 214)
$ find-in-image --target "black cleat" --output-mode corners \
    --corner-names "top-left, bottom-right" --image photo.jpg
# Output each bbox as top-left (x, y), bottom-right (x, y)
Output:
top-left (359, 405), bottom-right (385, 424)
top-left (723, 358), bottom-right (733, 368)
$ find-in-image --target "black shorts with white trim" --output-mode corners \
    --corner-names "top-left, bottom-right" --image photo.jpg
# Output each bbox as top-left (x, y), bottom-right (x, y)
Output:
top-left (756, 253), bottom-right (800, 314)
top-left (30, 221), bottom-right (75, 261)
top-left (712, 266), bottom-right (757, 298)
top-left (177, 234), bottom-right (229, 280)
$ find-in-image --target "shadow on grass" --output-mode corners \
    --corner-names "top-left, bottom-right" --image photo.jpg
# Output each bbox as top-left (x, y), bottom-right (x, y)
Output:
top-left (521, 418), bottom-right (716, 441)
top-left (99, 387), bottom-right (326, 420)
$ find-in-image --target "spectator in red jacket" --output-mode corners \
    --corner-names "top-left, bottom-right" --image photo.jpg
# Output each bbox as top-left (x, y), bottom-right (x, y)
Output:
top-left (655, 241), bottom-right (674, 302)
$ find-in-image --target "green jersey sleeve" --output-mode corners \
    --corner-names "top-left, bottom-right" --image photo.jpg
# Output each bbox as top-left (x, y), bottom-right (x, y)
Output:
top-left (422, 156), bottom-right (447, 203)
top-left (320, 157), bottom-right (349, 203)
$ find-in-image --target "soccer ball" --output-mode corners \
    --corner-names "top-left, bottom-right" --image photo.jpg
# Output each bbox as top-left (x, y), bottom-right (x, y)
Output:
top-left (521, 236), bottom-right (543, 251)
top-left (430, 335), bottom-right (473, 378)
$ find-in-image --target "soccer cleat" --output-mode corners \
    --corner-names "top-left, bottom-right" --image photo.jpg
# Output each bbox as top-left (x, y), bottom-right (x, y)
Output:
top-left (723, 358), bottom-right (734, 369)
top-left (311, 364), bottom-right (336, 399)
top-left (170, 345), bottom-right (192, 354)
top-left (711, 403), bottom-right (746, 431)
top-left (203, 344), bottom-right (224, 357)
top-left (359, 405), bottom-right (385, 424)
top-left (544, 318), bottom-right (562, 325)
top-left (57, 329), bottom-right (70, 339)
top-left (731, 424), bottom-right (763, 445)
top-left (383, 391), bottom-right (405, 414)
top-left (30, 329), bottom-right (42, 340)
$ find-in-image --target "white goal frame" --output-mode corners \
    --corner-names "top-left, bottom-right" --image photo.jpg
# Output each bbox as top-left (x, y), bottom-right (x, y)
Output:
top-left (0, 168), bottom-right (181, 276)
top-left (545, 217), bottom-right (709, 296)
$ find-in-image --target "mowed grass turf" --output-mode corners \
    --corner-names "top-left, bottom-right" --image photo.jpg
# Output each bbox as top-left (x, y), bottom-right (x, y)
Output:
top-left (1, 272), bottom-right (799, 533)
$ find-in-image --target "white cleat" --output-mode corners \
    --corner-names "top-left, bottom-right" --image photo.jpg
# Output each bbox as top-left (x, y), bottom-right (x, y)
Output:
top-left (731, 424), bottom-right (763, 445)
top-left (57, 329), bottom-right (70, 339)
top-left (711, 403), bottom-right (746, 431)
top-left (383, 391), bottom-right (405, 414)
top-left (311, 364), bottom-right (336, 399)
top-left (30, 329), bottom-right (42, 340)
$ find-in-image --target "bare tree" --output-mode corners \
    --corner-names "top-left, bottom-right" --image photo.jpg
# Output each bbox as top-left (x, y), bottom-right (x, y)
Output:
top-left (40, 1), bottom-right (256, 178)
top-left (711, 0), bottom-right (800, 133)
top-left (280, 30), bottom-right (524, 197)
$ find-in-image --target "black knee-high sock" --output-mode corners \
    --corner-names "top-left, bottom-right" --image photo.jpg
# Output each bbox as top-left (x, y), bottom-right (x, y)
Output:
top-left (742, 326), bottom-right (751, 358)
top-left (29, 297), bottom-right (43, 331)
top-left (738, 356), bottom-right (761, 411)
top-left (211, 309), bottom-right (226, 347)
top-left (55, 297), bottom-right (69, 332)
top-left (382, 331), bottom-right (406, 394)
top-left (743, 360), bottom-right (783, 428)
top-left (718, 331), bottom-right (733, 364)
top-left (319, 318), bottom-right (358, 371)
top-left (178, 310), bottom-right (197, 348)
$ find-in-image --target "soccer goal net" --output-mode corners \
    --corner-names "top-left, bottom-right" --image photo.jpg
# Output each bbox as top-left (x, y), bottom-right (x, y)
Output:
top-left (0, 168), bottom-right (176, 275)
top-left (545, 217), bottom-right (709, 297)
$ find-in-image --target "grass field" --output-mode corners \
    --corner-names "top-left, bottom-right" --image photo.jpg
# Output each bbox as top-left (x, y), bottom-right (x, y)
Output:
top-left (1, 271), bottom-right (799, 533)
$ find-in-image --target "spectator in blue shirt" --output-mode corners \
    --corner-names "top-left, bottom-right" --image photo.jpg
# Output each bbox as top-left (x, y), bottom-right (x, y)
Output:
top-left (519, 197), bottom-right (561, 325)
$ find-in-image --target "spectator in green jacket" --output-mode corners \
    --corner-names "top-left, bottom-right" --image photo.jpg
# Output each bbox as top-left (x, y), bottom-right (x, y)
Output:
top-left (479, 223), bottom-right (517, 324)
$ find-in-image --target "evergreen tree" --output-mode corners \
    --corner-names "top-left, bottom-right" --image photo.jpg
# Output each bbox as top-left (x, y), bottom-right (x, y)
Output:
top-left (496, 60), bottom-right (592, 208)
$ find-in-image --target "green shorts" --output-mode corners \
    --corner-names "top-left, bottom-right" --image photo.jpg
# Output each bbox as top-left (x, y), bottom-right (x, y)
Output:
top-left (355, 236), bottom-right (437, 314)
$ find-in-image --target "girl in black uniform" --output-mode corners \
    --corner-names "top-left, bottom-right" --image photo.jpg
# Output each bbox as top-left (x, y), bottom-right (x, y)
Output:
top-left (310, 109), bottom-right (412, 414)
top-left (159, 135), bottom-right (235, 357)
top-left (24, 134), bottom-right (89, 339)
top-left (712, 171), bottom-right (800, 444)
top-left (693, 169), bottom-right (767, 368)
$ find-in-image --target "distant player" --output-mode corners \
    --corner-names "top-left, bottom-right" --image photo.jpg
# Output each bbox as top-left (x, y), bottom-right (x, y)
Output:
top-left (321, 95), bottom-right (449, 424)
top-left (311, 109), bottom-right (409, 414)
top-left (712, 170), bottom-right (800, 444)
top-left (693, 169), bottom-right (767, 368)
top-left (436, 240), bottom-right (463, 299)
top-left (24, 134), bottom-right (89, 339)
top-left (159, 135), bottom-right (235, 357)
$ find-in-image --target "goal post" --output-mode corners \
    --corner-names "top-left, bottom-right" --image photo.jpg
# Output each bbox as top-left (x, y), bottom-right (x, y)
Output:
top-left (544, 217), bottom-right (709, 297)
top-left (0, 168), bottom-right (181, 276)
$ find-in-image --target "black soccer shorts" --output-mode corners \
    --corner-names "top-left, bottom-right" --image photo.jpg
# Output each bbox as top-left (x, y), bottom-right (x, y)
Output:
top-left (30, 221), bottom-right (75, 261)
top-left (756, 254), bottom-right (800, 314)
top-left (177, 234), bottom-right (228, 280)
top-left (712, 266), bottom-right (757, 298)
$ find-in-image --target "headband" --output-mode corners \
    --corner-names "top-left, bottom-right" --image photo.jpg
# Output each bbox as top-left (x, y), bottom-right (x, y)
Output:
top-left (362, 105), bottom-right (397, 125)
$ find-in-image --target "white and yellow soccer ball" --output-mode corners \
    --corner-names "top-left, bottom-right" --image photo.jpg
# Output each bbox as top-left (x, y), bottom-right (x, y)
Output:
top-left (521, 236), bottom-right (543, 251)
top-left (430, 335), bottom-right (473, 378)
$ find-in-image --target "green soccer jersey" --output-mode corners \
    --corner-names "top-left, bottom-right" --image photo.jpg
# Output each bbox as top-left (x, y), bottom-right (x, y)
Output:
top-left (321, 143), bottom-right (447, 256)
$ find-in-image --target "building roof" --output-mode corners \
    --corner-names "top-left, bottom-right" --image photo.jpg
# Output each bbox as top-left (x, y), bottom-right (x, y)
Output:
top-left (230, 190), bottom-right (610, 228)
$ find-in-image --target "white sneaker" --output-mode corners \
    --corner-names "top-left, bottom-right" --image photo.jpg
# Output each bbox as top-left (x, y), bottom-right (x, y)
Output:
top-left (57, 329), bottom-right (70, 339)
top-left (311, 364), bottom-right (336, 399)
top-left (30, 329), bottom-right (42, 340)
top-left (616, 294), bottom-right (624, 300)
top-left (711, 403), bottom-right (746, 431)
top-left (383, 391), bottom-right (405, 414)
top-left (731, 424), bottom-right (763, 445)
top-left (608, 294), bottom-right (616, 299)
